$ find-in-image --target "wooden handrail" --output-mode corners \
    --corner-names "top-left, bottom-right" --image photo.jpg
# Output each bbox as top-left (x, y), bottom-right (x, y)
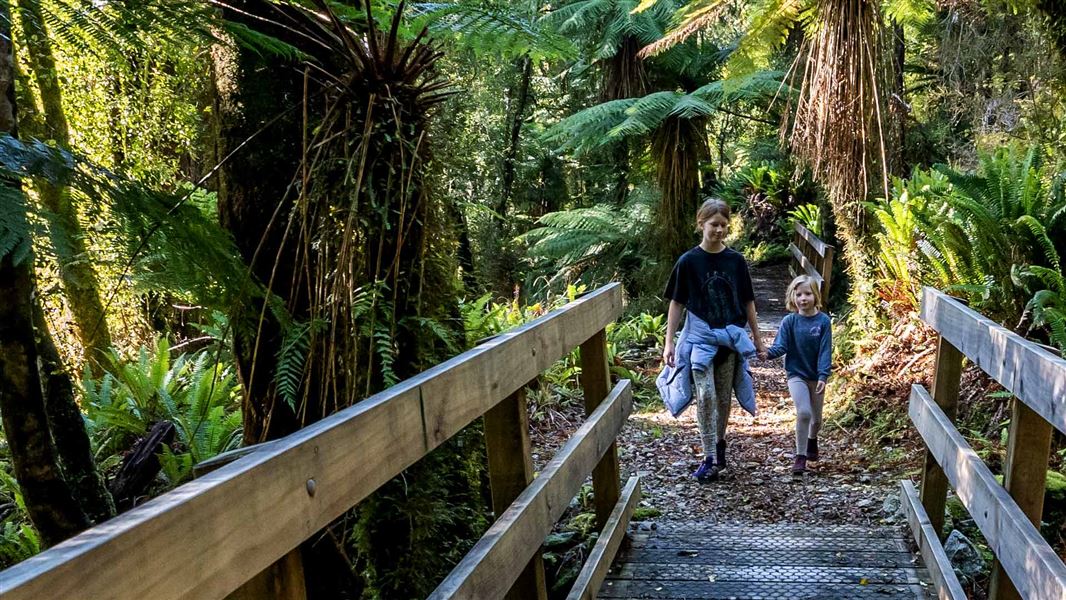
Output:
top-left (909, 386), bottom-right (1066, 599)
top-left (0, 283), bottom-right (625, 600)
top-left (920, 287), bottom-right (1066, 434)
top-left (912, 286), bottom-right (1066, 600)
top-left (789, 222), bottom-right (834, 300)
top-left (428, 380), bottom-right (632, 599)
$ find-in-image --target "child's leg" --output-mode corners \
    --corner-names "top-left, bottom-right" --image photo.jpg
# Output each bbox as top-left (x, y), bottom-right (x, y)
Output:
top-left (787, 377), bottom-right (814, 456)
top-left (692, 370), bottom-right (716, 457)
top-left (711, 351), bottom-right (736, 449)
top-left (809, 381), bottom-right (825, 440)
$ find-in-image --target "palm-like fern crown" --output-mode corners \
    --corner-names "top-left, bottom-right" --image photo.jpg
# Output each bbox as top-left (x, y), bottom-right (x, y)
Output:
top-left (544, 69), bottom-right (788, 154)
top-left (544, 0), bottom-right (676, 60)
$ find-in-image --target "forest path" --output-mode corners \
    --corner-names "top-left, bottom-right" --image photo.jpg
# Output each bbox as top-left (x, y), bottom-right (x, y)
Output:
top-left (615, 260), bottom-right (906, 525)
top-left (594, 261), bottom-right (932, 599)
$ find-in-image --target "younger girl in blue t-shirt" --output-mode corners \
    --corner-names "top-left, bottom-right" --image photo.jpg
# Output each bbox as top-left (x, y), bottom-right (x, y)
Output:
top-left (764, 275), bottom-right (832, 475)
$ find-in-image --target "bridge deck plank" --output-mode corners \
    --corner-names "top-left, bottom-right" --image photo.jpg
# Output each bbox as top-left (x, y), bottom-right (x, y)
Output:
top-left (600, 523), bottom-right (933, 599)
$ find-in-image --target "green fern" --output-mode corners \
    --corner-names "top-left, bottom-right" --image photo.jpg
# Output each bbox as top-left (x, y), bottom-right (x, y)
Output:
top-left (518, 193), bottom-right (653, 285)
top-left (82, 338), bottom-right (243, 481)
top-left (411, 2), bottom-right (576, 61)
top-left (544, 70), bottom-right (786, 153)
top-left (274, 318), bottom-right (326, 411)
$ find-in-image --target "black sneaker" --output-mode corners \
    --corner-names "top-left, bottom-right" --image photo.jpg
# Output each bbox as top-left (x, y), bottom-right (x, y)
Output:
top-left (694, 457), bottom-right (719, 483)
top-left (806, 438), bottom-right (819, 462)
top-left (715, 439), bottom-right (727, 471)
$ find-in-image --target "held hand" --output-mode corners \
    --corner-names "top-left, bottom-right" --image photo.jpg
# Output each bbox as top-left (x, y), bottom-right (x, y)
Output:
top-left (816, 380), bottom-right (826, 394)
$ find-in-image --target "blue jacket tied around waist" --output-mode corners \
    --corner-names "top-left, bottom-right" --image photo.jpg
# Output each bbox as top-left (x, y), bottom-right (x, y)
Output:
top-left (656, 314), bottom-right (757, 418)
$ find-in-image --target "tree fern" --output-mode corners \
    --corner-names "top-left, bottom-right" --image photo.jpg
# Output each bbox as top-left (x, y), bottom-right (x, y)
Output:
top-left (545, 70), bottom-right (786, 152)
top-left (411, 2), bottom-right (576, 61)
top-left (518, 193), bottom-right (653, 285)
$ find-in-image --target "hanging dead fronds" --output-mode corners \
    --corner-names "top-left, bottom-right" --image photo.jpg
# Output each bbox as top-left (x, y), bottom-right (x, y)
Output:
top-left (784, 0), bottom-right (895, 225)
top-left (603, 35), bottom-right (649, 100)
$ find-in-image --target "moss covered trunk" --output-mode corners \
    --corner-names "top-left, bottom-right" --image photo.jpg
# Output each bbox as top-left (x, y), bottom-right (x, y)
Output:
top-left (0, 11), bottom-right (91, 545)
top-left (15, 0), bottom-right (113, 368)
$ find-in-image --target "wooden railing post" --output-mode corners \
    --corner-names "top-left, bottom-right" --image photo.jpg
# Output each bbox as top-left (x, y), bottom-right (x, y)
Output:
top-left (484, 386), bottom-right (548, 600)
top-left (580, 328), bottom-right (622, 529)
top-left (989, 399), bottom-right (1054, 600)
top-left (919, 335), bottom-right (964, 540)
top-left (820, 245), bottom-right (834, 300)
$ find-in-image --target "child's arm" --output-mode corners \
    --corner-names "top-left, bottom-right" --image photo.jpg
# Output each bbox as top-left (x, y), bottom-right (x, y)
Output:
top-left (816, 318), bottom-right (833, 392)
top-left (662, 300), bottom-right (684, 367)
top-left (765, 315), bottom-right (790, 360)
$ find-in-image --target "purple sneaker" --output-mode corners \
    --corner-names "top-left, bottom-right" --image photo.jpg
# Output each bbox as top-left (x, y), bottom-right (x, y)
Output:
top-left (694, 457), bottom-right (719, 483)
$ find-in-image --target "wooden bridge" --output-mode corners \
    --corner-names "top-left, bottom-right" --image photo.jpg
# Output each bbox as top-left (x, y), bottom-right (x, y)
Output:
top-left (2, 278), bottom-right (1066, 598)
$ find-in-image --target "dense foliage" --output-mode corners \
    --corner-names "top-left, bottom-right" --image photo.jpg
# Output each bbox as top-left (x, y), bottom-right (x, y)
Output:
top-left (1, 0), bottom-right (1066, 597)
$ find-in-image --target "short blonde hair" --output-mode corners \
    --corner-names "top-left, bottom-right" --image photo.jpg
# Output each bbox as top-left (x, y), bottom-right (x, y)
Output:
top-left (785, 275), bottom-right (822, 312)
top-left (695, 198), bottom-right (731, 232)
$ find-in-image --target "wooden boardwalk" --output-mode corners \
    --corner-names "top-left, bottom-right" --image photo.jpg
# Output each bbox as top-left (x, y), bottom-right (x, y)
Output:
top-left (599, 523), bottom-right (933, 599)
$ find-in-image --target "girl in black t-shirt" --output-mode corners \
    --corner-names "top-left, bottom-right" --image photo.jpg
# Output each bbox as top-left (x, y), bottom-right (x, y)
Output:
top-left (662, 198), bottom-right (766, 482)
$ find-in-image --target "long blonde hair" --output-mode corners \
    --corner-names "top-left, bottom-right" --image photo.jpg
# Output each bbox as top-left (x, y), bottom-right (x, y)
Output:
top-left (785, 275), bottom-right (822, 312)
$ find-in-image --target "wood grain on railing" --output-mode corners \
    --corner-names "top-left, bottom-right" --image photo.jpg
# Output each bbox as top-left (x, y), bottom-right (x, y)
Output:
top-left (566, 476), bottom-right (641, 600)
top-left (910, 385), bottom-right (1066, 600)
top-left (899, 480), bottom-right (966, 600)
top-left (427, 380), bottom-right (633, 600)
top-left (920, 287), bottom-right (1066, 434)
top-left (0, 284), bottom-right (624, 600)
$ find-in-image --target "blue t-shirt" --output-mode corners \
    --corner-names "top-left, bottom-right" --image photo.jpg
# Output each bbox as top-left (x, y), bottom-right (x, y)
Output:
top-left (767, 312), bottom-right (832, 382)
top-left (663, 246), bottom-right (755, 329)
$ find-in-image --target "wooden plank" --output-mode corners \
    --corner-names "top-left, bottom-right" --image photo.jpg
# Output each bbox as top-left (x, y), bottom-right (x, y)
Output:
top-left (794, 222), bottom-right (831, 258)
top-left (484, 387), bottom-right (548, 600)
top-left (990, 398), bottom-right (1055, 600)
top-left (820, 245), bottom-right (834, 300)
top-left (224, 550), bottom-right (307, 600)
top-left (192, 446), bottom-right (307, 600)
top-left (580, 329), bottom-right (621, 529)
top-left (428, 380), bottom-right (633, 600)
top-left (920, 336), bottom-right (964, 540)
top-left (899, 480), bottom-right (967, 600)
top-left (0, 283), bottom-right (625, 600)
top-left (908, 384), bottom-right (1066, 600)
top-left (566, 476), bottom-right (641, 600)
top-left (788, 243), bottom-right (825, 288)
top-left (920, 287), bottom-right (1066, 435)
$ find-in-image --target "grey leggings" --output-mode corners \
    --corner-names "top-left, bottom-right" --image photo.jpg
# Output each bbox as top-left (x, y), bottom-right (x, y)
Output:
top-left (692, 352), bottom-right (736, 457)
top-left (788, 377), bottom-right (824, 455)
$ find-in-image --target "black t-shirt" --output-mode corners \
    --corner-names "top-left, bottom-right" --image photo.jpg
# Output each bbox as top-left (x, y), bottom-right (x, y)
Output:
top-left (663, 246), bottom-right (755, 329)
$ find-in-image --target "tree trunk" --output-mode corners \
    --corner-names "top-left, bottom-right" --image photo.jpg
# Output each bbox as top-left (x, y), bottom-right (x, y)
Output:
top-left (209, 20), bottom-right (304, 445)
top-left (0, 9), bottom-right (90, 544)
top-left (497, 55), bottom-right (533, 220)
top-left (35, 302), bottom-right (115, 523)
top-left (653, 116), bottom-right (708, 261)
top-left (15, 0), bottom-right (113, 368)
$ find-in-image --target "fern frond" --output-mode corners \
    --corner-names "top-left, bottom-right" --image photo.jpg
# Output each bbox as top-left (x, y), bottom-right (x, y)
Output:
top-left (274, 318), bottom-right (326, 411)
top-left (638, 0), bottom-right (730, 58)
top-left (411, 2), bottom-right (576, 61)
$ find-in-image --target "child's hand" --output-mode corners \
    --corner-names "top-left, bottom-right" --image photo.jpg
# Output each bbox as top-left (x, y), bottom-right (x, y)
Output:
top-left (757, 349), bottom-right (768, 361)
top-left (662, 343), bottom-right (676, 368)
top-left (816, 380), bottom-right (826, 394)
